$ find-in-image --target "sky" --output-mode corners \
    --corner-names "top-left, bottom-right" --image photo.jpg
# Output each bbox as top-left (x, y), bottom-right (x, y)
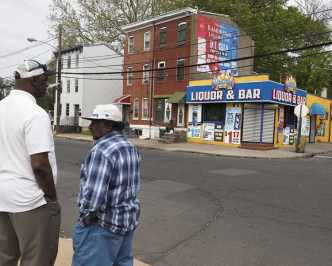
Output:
top-left (0, 0), bottom-right (329, 80)
top-left (0, 0), bottom-right (55, 80)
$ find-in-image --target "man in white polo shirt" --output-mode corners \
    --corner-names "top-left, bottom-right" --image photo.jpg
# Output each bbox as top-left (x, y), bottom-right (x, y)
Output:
top-left (0, 60), bottom-right (61, 266)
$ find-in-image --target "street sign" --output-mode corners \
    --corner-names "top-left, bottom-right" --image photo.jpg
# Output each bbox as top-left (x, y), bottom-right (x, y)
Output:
top-left (294, 104), bottom-right (309, 118)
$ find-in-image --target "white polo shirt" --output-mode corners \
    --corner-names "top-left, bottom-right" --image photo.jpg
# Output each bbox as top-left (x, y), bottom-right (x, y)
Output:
top-left (0, 90), bottom-right (57, 212)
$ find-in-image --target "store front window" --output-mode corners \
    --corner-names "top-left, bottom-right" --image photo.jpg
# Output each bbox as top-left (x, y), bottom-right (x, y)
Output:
top-left (203, 103), bottom-right (226, 123)
top-left (284, 105), bottom-right (297, 128)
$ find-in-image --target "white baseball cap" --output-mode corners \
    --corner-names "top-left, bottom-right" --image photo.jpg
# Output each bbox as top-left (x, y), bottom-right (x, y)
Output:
top-left (82, 104), bottom-right (122, 122)
top-left (14, 60), bottom-right (56, 79)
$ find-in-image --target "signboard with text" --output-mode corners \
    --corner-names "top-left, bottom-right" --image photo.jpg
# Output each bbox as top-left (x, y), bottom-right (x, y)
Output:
top-left (186, 81), bottom-right (307, 106)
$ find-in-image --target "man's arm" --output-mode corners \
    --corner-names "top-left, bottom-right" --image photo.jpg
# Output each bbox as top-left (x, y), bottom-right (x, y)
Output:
top-left (30, 152), bottom-right (57, 200)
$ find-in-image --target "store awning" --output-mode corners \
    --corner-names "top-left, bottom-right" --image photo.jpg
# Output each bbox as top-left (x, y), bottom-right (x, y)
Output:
top-left (166, 92), bottom-right (186, 103)
top-left (310, 103), bottom-right (326, 115)
top-left (114, 95), bottom-right (131, 105)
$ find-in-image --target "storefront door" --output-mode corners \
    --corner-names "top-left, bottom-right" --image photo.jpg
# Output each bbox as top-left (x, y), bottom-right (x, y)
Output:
top-left (309, 115), bottom-right (316, 143)
top-left (242, 104), bottom-right (275, 143)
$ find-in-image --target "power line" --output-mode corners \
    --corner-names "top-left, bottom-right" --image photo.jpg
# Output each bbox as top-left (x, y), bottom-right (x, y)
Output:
top-left (60, 41), bottom-right (332, 76)
top-left (59, 49), bottom-right (332, 82)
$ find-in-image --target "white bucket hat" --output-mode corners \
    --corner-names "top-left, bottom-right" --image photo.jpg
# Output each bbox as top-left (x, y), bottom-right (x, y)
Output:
top-left (81, 104), bottom-right (122, 122)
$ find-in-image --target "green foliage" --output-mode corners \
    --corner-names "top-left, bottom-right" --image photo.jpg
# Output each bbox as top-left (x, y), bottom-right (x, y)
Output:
top-left (175, 0), bottom-right (332, 95)
top-left (0, 78), bottom-right (14, 100)
top-left (47, 0), bottom-right (332, 96)
top-left (48, 0), bottom-right (177, 52)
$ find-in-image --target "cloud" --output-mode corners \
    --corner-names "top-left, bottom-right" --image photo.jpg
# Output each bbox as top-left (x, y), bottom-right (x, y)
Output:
top-left (0, 0), bottom-right (53, 79)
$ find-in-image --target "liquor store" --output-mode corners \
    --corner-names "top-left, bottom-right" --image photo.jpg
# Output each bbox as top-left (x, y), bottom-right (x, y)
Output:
top-left (186, 73), bottom-right (332, 147)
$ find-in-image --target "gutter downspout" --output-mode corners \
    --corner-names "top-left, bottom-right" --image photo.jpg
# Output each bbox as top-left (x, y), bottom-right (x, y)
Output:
top-left (149, 22), bottom-right (155, 139)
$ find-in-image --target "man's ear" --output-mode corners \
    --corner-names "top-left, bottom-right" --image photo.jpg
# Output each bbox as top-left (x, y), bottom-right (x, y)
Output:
top-left (30, 76), bottom-right (38, 87)
top-left (105, 121), bottom-right (113, 132)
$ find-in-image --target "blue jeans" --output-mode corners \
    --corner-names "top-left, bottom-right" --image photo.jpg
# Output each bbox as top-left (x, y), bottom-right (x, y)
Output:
top-left (72, 221), bottom-right (134, 266)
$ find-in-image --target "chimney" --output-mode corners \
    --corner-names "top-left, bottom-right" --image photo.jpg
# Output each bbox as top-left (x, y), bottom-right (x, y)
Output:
top-left (321, 87), bottom-right (327, 98)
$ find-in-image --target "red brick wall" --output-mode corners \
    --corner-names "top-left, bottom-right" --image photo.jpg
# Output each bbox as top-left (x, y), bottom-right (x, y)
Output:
top-left (123, 16), bottom-right (192, 126)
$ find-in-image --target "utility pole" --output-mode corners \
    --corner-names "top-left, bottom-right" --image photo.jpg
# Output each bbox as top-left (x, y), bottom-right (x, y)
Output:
top-left (56, 24), bottom-right (62, 134)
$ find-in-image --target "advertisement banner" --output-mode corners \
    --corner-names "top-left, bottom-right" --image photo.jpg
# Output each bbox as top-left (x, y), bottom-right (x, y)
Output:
top-left (188, 104), bottom-right (202, 126)
top-left (202, 123), bottom-right (215, 141)
top-left (224, 107), bottom-right (241, 144)
top-left (301, 117), bottom-right (310, 137)
top-left (197, 14), bottom-right (239, 75)
top-left (188, 125), bottom-right (201, 138)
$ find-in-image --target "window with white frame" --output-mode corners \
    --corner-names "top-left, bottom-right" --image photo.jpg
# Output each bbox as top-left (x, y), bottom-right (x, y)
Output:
top-left (143, 64), bottom-right (149, 84)
top-left (67, 55), bottom-right (71, 69)
top-left (142, 98), bottom-right (148, 119)
top-left (133, 99), bottom-right (139, 119)
top-left (67, 80), bottom-right (70, 93)
top-left (66, 103), bottom-right (70, 116)
top-left (144, 32), bottom-right (151, 50)
top-left (157, 61), bottom-right (165, 83)
top-left (127, 67), bottom-right (133, 85)
top-left (128, 36), bottom-right (134, 53)
top-left (75, 79), bottom-right (78, 92)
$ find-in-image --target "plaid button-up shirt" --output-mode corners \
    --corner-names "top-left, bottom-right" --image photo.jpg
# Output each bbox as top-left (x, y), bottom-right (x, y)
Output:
top-left (78, 131), bottom-right (141, 235)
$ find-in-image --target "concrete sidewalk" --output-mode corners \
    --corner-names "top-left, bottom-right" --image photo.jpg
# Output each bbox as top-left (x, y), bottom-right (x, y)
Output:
top-left (55, 133), bottom-right (332, 159)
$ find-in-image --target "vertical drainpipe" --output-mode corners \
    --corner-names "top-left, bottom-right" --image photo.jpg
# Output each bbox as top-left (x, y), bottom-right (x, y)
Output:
top-left (260, 103), bottom-right (264, 144)
top-left (149, 22), bottom-right (155, 139)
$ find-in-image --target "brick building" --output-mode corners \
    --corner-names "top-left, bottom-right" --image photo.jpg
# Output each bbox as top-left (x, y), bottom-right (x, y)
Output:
top-left (120, 7), bottom-right (254, 139)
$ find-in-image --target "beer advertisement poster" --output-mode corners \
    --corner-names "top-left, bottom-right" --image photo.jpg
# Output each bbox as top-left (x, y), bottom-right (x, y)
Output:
top-left (225, 107), bottom-right (241, 144)
top-left (188, 104), bottom-right (202, 126)
top-left (188, 125), bottom-right (201, 139)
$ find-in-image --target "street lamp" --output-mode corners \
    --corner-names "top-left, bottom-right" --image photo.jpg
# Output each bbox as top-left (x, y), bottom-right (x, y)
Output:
top-left (27, 25), bottom-right (62, 134)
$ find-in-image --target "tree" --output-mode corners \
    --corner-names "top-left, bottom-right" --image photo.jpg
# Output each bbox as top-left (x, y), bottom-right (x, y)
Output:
top-left (0, 78), bottom-right (14, 100)
top-left (47, 0), bottom-right (177, 52)
top-left (47, 0), bottom-right (331, 94)
top-left (175, 0), bottom-right (332, 94)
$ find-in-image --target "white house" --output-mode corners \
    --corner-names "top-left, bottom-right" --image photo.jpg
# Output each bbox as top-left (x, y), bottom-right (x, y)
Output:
top-left (54, 44), bottom-right (123, 129)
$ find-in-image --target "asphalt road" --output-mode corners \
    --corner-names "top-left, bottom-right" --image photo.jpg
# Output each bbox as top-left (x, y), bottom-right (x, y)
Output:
top-left (55, 137), bottom-right (332, 266)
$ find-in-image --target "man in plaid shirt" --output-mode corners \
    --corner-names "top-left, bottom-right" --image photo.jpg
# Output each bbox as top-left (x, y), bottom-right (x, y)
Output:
top-left (72, 104), bottom-right (141, 266)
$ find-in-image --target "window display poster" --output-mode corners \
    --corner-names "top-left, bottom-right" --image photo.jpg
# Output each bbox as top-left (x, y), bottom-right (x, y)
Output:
top-left (224, 107), bottom-right (241, 144)
top-left (278, 107), bottom-right (284, 136)
top-left (214, 123), bottom-right (224, 142)
top-left (316, 122), bottom-right (325, 136)
top-left (202, 123), bottom-right (215, 141)
top-left (188, 125), bottom-right (201, 139)
top-left (188, 104), bottom-right (202, 126)
top-left (283, 127), bottom-right (290, 144)
top-left (300, 117), bottom-right (310, 137)
top-left (283, 127), bottom-right (297, 145)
